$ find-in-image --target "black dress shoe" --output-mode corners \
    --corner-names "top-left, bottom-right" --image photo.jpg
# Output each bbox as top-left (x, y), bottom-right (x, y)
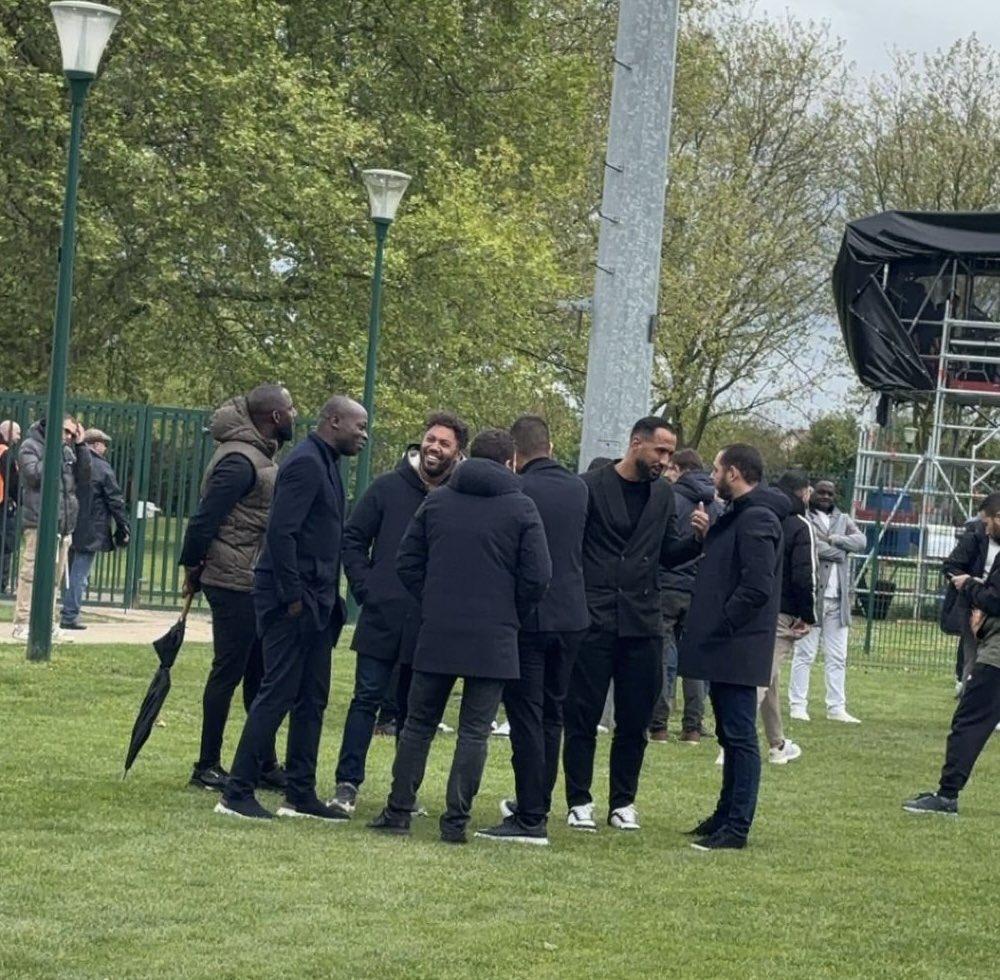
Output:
top-left (367, 808), bottom-right (411, 835)
top-left (685, 816), bottom-right (723, 837)
top-left (60, 621), bottom-right (88, 630)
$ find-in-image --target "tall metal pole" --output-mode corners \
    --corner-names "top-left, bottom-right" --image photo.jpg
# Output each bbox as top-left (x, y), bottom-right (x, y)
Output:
top-left (28, 75), bottom-right (92, 663)
top-left (354, 217), bottom-right (391, 503)
top-left (578, 0), bottom-right (681, 468)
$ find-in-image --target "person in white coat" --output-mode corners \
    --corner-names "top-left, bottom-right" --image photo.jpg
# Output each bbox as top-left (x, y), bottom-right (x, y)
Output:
top-left (788, 480), bottom-right (867, 723)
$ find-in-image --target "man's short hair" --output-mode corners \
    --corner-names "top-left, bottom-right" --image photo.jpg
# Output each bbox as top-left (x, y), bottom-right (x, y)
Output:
top-left (510, 415), bottom-right (549, 459)
top-left (981, 491), bottom-right (1000, 516)
top-left (246, 384), bottom-right (290, 418)
top-left (425, 411), bottom-right (469, 451)
top-left (776, 468), bottom-right (810, 495)
top-left (587, 456), bottom-right (613, 472)
top-left (630, 416), bottom-right (676, 440)
top-left (719, 443), bottom-right (764, 485)
top-left (672, 448), bottom-right (703, 473)
top-left (469, 428), bottom-right (514, 465)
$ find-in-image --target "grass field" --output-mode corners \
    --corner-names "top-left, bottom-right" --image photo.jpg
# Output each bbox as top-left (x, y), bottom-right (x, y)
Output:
top-left (1, 636), bottom-right (997, 980)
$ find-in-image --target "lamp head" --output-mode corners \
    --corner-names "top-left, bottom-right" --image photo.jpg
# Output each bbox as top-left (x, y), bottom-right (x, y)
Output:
top-left (361, 169), bottom-right (412, 223)
top-left (50, 2), bottom-right (120, 78)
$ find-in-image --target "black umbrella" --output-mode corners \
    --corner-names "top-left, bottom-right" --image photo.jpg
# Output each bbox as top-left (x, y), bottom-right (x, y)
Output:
top-left (123, 594), bottom-right (194, 776)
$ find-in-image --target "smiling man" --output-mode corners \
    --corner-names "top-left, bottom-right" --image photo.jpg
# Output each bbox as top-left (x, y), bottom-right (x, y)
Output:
top-left (327, 411), bottom-right (469, 817)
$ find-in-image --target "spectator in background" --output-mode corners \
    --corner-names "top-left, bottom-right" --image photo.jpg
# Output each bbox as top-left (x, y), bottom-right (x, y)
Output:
top-left (12, 415), bottom-right (90, 642)
top-left (649, 448), bottom-right (721, 745)
top-left (788, 479), bottom-right (867, 724)
top-left (0, 420), bottom-right (22, 593)
top-left (60, 428), bottom-right (130, 630)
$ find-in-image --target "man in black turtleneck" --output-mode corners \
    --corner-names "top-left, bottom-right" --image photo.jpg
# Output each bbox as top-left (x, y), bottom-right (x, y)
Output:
top-left (327, 411), bottom-right (468, 817)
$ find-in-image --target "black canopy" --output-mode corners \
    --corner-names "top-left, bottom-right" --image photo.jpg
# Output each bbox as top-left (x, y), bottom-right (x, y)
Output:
top-left (833, 210), bottom-right (1000, 394)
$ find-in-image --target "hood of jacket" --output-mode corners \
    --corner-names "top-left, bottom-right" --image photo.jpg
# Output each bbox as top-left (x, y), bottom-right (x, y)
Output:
top-left (208, 397), bottom-right (277, 458)
top-left (674, 469), bottom-right (717, 506)
top-left (734, 484), bottom-right (792, 520)
top-left (777, 487), bottom-right (807, 517)
top-left (25, 421), bottom-right (45, 445)
top-left (449, 457), bottom-right (520, 497)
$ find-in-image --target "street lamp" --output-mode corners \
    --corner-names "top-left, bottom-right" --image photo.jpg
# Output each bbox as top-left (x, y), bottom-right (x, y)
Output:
top-left (353, 168), bottom-right (412, 503)
top-left (27, 1), bottom-right (120, 663)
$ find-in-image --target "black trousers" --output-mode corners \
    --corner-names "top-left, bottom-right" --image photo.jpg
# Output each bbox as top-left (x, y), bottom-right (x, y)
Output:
top-left (503, 630), bottom-right (584, 827)
top-left (563, 629), bottom-right (661, 811)
top-left (387, 671), bottom-right (504, 836)
top-left (939, 662), bottom-right (1000, 799)
top-left (199, 586), bottom-right (275, 771)
top-left (710, 681), bottom-right (761, 840)
top-left (226, 613), bottom-right (338, 805)
top-left (334, 652), bottom-right (397, 787)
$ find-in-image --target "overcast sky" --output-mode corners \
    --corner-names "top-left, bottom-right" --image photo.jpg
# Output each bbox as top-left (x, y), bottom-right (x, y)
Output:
top-left (752, 0), bottom-right (1000, 75)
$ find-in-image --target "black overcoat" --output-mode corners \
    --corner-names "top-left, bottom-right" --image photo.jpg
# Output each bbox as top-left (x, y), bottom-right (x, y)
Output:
top-left (518, 458), bottom-right (589, 633)
top-left (72, 449), bottom-right (130, 553)
top-left (253, 433), bottom-right (346, 634)
top-left (396, 458), bottom-right (551, 679)
top-left (679, 486), bottom-right (787, 687)
top-left (940, 520), bottom-right (989, 635)
top-left (343, 452), bottom-right (427, 662)
top-left (580, 462), bottom-right (702, 637)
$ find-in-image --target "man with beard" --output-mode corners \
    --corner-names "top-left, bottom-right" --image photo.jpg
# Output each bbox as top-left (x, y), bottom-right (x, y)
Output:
top-left (563, 417), bottom-right (708, 833)
top-left (788, 479), bottom-right (866, 724)
top-left (367, 429), bottom-right (551, 843)
top-left (180, 385), bottom-right (297, 792)
top-left (327, 411), bottom-right (469, 817)
top-left (903, 492), bottom-right (1000, 816)
top-left (649, 449), bottom-right (722, 744)
top-left (680, 444), bottom-right (786, 850)
top-left (215, 396), bottom-right (368, 821)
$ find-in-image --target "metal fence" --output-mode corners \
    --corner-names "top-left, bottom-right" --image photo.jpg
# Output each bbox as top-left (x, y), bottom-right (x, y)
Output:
top-left (0, 391), bottom-right (342, 611)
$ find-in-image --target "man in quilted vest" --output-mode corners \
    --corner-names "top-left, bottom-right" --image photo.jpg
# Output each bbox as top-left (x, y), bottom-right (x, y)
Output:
top-left (179, 385), bottom-right (296, 791)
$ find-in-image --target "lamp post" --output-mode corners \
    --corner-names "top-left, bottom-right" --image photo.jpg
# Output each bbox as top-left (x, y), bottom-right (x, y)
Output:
top-left (353, 168), bottom-right (412, 504)
top-left (27, 1), bottom-right (120, 663)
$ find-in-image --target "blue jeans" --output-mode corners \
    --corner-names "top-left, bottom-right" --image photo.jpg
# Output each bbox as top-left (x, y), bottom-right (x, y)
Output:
top-left (710, 682), bottom-right (761, 839)
top-left (61, 550), bottom-right (96, 625)
top-left (334, 654), bottom-right (398, 787)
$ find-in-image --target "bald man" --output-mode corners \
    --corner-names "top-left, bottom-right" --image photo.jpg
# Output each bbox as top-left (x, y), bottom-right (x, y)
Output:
top-left (217, 396), bottom-right (368, 821)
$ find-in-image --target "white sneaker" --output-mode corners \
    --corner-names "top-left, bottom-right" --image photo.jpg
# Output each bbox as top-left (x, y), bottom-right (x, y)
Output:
top-left (768, 739), bottom-right (803, 764)
top-left (995, 722), bottom-right (1000, 732)
top-left (499, 798), bottom-right (518, 819)
top-left (11, 624), bottom-right (29, 641)
top-left (596, 724), bottom-right (610, 735)
top-left (492, 721), bottom-right (510, 737)
top-left (715, 749), bottom-right (725, 766)
top-left (437, 721), bottom-right (454, 733)
top-left (608, 804), bottom-right (640, 831)
top-left (955, 680), bottom-right (964, 697)
top-left (567, 803), bottom-right (597, 832)
top-left (789, 706), bottom-right (810, 721)
top-left (827, 709), bottom-right (861, 724)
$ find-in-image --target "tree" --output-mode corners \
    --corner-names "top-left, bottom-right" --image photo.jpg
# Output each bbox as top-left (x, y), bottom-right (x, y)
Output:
top-left (651, 9), bottom-right (849, 449)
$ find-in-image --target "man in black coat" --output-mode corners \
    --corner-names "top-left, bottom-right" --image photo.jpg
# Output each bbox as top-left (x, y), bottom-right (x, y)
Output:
top-left (477, 415), bottom-right (589, 846)
top-left (680, 444), bottom-right (786, 851)
top-left (942, 509), bottom-right (992, 691)
top-left (216, 395), bottom-right (368, 821)
top-left (0, 420), bottom-right (21, 593)
top-left (368, 429), bottom-right (551, 844)
top-left (328, 411), bottom-right (468, 816)
top-left (756, 469), bottom-right (815, 765)
top-left (563, 417), bottom-right (707, 834)
top-left (60, 429), bottom-right (130, 630)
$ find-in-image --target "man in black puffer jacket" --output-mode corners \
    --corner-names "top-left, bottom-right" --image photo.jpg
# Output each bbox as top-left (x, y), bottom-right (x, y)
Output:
top-left (757, 469), bottom-right (816, 765)
top-left (60, 429), bottom-right (130, 630)
top-left (650, 449), bottom-right (723, 743)
top-left (368, 429), bottom-right (551, 844)
top-left (328, 411), bottom-right (468, 817)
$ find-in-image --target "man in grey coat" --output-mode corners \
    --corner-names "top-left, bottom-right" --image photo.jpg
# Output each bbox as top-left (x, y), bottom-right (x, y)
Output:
top-left (788, 479), bottom-right (867, 723)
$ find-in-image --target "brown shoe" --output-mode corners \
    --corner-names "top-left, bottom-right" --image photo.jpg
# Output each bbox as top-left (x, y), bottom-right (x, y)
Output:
top-left (679, 729), bottom-right (702, 744)
top-left (649, 729), bottom-right (670, 743)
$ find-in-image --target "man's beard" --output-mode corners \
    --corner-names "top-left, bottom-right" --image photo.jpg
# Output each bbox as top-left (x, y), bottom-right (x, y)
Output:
top-left (420, 451), bottom-right (452, 479)
top-left (635, 457), bottom-right (660, 482)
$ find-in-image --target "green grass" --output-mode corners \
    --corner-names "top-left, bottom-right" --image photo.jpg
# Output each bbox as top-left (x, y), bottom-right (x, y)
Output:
top-left (1, 636), bottom-right (998, 979)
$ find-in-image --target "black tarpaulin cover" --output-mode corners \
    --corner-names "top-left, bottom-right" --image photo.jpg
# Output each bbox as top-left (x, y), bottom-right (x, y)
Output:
top-left (832, 210), bottom-right (1000, 393)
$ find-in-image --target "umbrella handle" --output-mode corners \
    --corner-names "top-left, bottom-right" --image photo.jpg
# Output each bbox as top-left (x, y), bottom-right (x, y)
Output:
top-left (180, 593), bottom-right (194, 622)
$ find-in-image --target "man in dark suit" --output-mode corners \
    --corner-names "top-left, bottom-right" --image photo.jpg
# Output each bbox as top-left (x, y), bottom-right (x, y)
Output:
top-left (215, 395), bottom-right (368, 821)
top-left (476, 415), bottom-right (589, 846)
top-left (680, 444), bottom-right (786, 851)
top-left (563, 417), bottom-right (707, 834)
top-left (367, 429), bottom-right (551, 844)
top-left (328, 411), bottom-right (469, 816)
